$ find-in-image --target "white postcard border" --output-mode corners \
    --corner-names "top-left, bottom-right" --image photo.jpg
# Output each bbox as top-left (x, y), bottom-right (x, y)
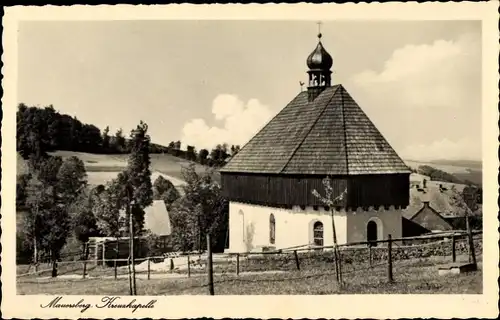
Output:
top-left (2, 3), bottom-right (499, 319)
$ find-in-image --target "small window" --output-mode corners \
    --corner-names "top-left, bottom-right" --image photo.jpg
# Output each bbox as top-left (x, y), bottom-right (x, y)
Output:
top-left (269, 214), bottom-right (276, 245)
top-left (313, 221), bottom-right (324, 246)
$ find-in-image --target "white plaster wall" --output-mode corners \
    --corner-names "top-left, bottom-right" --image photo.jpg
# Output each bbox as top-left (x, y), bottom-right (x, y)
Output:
top-left (228, 201), bottom-right (348, 252)
top-left (346, 206), bottom-right (403, 243)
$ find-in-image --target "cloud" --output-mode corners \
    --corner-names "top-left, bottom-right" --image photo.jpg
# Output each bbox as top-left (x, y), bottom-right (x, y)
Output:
top-left (350, 33), bottom-right (480, 110)
top-left (181, 94), bottom-right (274, 150)
top-left (348, 32), bottom-right (481, 162)
top-left (399, 137), bottom-right (481, 161)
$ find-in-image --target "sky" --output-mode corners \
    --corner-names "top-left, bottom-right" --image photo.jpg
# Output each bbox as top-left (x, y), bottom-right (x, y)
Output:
top-left (17, 20), bottom-right (482, 161)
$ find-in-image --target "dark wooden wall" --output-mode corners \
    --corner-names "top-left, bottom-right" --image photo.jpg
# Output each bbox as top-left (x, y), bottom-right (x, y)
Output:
top-left (221, 173), bottom-right (410, 209)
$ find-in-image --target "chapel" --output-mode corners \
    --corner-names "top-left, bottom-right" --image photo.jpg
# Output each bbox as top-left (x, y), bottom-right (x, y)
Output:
top-left (220, 31), bottom-right (411, 252)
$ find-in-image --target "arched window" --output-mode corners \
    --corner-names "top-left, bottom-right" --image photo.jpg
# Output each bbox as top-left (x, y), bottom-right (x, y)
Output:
top-left (313, 221), bottom-right (324, 246)
top-left (367, 220), bottom-right (378, 247)
top-left (269, 214), bottom-right (276, 244)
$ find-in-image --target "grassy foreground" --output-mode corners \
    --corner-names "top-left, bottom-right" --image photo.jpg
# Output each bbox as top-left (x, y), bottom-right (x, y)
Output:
top-left (17, 260), bottom-right (482, 295)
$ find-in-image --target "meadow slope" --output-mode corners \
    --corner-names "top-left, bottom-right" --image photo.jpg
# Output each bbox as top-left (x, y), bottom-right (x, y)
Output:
top-left (17, 152), bottom-right (479, 187)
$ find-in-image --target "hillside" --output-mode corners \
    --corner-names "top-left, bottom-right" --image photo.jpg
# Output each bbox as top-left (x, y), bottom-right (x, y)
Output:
top-left (404, 159), bottom-right (482, 186)
top-left (17, 151), bottom-right (218, 188)
top-left (17, 151), bottom-right (478, 219)
top-left (405, 175), bottom-right (469, 218)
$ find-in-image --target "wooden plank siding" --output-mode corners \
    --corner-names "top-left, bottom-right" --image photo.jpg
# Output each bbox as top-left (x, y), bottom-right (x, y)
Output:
top-left (221, 172), bottom-right (410, 209)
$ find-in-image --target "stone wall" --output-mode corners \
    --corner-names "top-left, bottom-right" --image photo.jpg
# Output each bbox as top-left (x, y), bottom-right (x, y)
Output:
top-left (235, 235), bottom-right (482, 273)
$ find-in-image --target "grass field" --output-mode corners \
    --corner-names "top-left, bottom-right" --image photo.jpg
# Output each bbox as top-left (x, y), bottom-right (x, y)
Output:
top-left (17, 257), bottom-right (482, 295)
top-left (17, 151), bottom-right (217, 186)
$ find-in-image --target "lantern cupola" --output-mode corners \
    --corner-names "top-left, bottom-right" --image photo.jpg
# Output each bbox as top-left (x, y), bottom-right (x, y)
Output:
top-left (306, 32), bottom-right (333, 101)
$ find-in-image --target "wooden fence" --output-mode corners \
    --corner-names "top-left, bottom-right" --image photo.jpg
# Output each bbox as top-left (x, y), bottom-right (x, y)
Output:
top-left (17, 230), bottom-right (482, 296)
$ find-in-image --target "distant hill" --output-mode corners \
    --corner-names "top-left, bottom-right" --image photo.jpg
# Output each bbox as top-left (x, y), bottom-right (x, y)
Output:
top-left (427, 159), bottom-right (482, 170)
top-left (404, 159), bottom-right (482, 186)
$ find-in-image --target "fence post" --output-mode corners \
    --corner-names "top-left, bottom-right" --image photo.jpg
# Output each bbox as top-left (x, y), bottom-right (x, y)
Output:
top-left (102, 241), bottom-right (106, 267)
top-left (294, 250), bottom-right (300, 271)
top-left (368, 244), bottom-right (373, 268)
top-left (114, 259), bottom-right (117, 280)
top-left (83, 242), bottom-right (89, 279)
top-left (147, 258), bottom-right (151, 280)
top-left (451, 234), bottom-right (456, 263)
top-left (170, 258), bottom-right (174, 271)
top-left (236, 253), bottom-right (240, 276)
top-left (387, 234), bottom-right (393, 282)
top-left (83, 260), bottom-right (87, 279)
top-left (465, 215), bottom-right (477, 268)
top-left (207, 234), bottom-right (215, 296)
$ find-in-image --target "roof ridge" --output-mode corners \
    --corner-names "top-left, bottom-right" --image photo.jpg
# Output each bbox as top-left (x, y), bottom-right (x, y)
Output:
top-left (221, 91), bottom-right (306, 171)
top-left (341, 86), bottom-right (411, 173)
top-left (280, 85), bottom-right (341, 173)
top-left (411, 201), bottom-right (451, 225)
top-left (340, 86), bottom-right (349, 175)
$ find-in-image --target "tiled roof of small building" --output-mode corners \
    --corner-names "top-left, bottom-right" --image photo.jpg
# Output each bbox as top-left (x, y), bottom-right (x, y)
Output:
top-left (220, 84), bottom-right (411, 175)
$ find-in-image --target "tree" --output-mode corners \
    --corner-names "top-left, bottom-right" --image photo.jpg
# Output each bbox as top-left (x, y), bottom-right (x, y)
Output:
top-left (312, 177), bottom-right (348, 286)
top-left (96, 173), bottom-right (129, 238)
top-left (153, 175), bottom-right (180, 210)
top-left (230, 145), bottom-right (241, 156)
top-left (69, 187), bottom-right (100, 256)
top-left (186, 145), bottom-right (197, 161)
top-left (198, 149), bottom-right (209, 165)
top-left (169, 163), bottom-right (228, 253)
top-left (38, 204), bottom-right (71, 276)
top-left (126, 121), bottom-right (154, 236)
top-left (102, 126), bottom-right (110, 151)
top-left (115, 128), bottom-right (126, 153)
top-left (23, 154), bottom-right (88, 276)
top-left (57, 156), bottom-right (87, 206)
top-left (169, 197), bottom-right (197, 252)
top-left (30, 155), bottom-right (63, 188)
top-left (17, 104), bottom-right (144, 156)
top-left (24, 176), bottom-right (47, 267)
top-left (161, 187), bottom-right (181, 211)
top-left (25, 174), bottom-right (70, 277)
top-left (210, 144), bottom-right (229, 167)
top-left (153, 175), bottom-right (175, 199)
top-left (174, 140), bottom-right (181, 150)
top-left (16, 173), bottom-right (32, 208)
top-left (450, 185), bottom-right (482, 230)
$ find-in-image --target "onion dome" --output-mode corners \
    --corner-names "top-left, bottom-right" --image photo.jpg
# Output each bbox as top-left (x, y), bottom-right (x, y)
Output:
top-left (306, 33), bottom-right (333, 70)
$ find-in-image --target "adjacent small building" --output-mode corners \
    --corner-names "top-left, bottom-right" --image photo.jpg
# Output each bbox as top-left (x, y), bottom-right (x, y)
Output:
top-left (220, 32), bottom-right (411, 252)
top-left (402, 200), bottom-right (453, 236)
top-left (89, 200), bottom-right (172, 264)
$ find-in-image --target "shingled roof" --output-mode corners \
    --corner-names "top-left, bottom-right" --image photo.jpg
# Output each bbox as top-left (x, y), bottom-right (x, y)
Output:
top-left (220, 84), bottom-right (410, 175)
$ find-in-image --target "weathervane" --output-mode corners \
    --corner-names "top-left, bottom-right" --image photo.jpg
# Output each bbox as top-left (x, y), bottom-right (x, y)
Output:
top-left (299, 81), bottom-right (305, 92)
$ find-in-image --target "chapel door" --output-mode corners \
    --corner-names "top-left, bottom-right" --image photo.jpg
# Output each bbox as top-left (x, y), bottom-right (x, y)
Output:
top-left (367, 220), bottom-right (378, 247)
